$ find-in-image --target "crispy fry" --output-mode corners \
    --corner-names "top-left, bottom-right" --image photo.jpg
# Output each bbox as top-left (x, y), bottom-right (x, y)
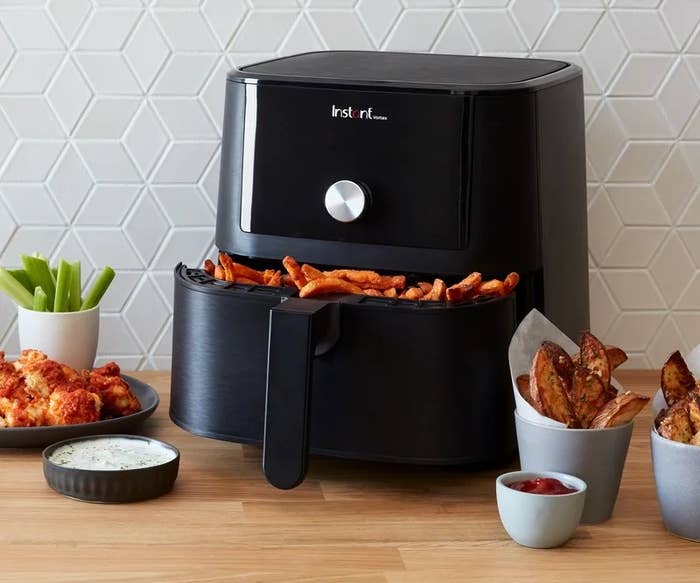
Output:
top-left (657, 403), bottom-right (693, 443)
top-left (281, 274), bottom-right (296, 288)
top-left (267, 270), bottom-right (281, 287)
top-left (363, 288), bottom-right (383, 297)
top-left (516, 374), bottom-right (533, 406)
top-left (503, 272), bottom-right (520, 294)
top-left (589, 391), bottom-right (650, 429)
top-left (235, 276), bottom-right (258, 285)
top-left (423, 278), bottom-right (446, 302)
top-left (418, 282), bottom-right (433, 294)
top-left (476, 279), bottom-right (505, 298)
top-left (299, 277), bottom-right (362, 298)
top-left (232, 261), bottom-right (265, 284)
top-left (203, 259), bottom-right (216, 276)
top-left (691, 431), bottom-right (700, 446)
top-left (262, 269), bottom-right (275, 284)
top-left (282, 256), bottom-right (308, 290)
top-left (529, 345), bottom-right (579, 427)
top-left (661, 350), bottom-right (695, 406)
top-left (542, 341), bottom-right (575, 392)
top-left (446, 272), bottom-right (482, 302)
top-left (213, 264), bottom-right (226, 281)
top-left (569, 366), bottom-right (609, 429)
top-left (325, 269), bottom-right (406, 291)
top-left (400, 287), bottom-right (424, 300)
top-left (218, 252), bottom-right (236, 282)
top-left (383, 288), bottom-right (397, 298)
top-left (580, 331), bottom-right (611, 388)
top-left (301, 264), bottom-right (325, 281)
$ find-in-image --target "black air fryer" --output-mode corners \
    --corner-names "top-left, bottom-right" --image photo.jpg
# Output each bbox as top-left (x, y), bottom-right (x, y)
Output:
top-left (170, 51), bottom-right (588, 489)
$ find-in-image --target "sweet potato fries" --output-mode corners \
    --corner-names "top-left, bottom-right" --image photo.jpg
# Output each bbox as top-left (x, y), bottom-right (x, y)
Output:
top-left (519, 331), bottom-right (649, 428)
top-left (203, 253), bottom-right (519, 303)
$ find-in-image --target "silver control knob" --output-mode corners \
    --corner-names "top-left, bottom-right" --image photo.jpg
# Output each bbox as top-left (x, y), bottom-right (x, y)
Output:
top-left (324, 180), bottom-right (367, 223)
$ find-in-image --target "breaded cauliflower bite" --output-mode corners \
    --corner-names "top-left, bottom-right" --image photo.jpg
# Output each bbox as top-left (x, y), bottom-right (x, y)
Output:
top-left (0, 351), bottom-right (139, 427)
top-left (47, 389), bottom-right (102, 425)
top-left (87, 363), bottom-right (140, 417)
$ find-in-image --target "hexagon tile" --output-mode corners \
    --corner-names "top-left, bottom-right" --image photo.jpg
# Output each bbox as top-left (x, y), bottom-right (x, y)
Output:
top-left (0, 0), bottom-right (700, 369)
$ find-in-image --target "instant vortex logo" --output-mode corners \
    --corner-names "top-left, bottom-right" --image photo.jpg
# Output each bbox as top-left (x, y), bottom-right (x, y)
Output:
top-left (331, 105), bottom-right (388, 121)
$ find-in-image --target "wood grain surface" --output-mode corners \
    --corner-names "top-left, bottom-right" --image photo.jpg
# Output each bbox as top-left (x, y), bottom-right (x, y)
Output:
top-left (1, 370), bottom-right (697, 582)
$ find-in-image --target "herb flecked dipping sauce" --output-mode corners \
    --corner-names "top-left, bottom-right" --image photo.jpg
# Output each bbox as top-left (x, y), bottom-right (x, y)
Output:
top-left (49, 437), bottom-right (177, 471)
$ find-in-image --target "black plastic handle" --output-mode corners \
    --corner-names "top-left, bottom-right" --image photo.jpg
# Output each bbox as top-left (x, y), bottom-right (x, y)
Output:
top-left (263, 298), bottom-right (339, 489)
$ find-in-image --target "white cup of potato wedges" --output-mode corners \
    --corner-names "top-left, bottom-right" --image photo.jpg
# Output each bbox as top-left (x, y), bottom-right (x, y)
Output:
top-left (515, 334), bottom-right (650, 524)
top-left (651, 351), bottom-right (700, 541)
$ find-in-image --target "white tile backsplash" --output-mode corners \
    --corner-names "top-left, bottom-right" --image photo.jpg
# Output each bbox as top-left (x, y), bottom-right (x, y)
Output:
top-left (0, 1), bottom-right (698, 368)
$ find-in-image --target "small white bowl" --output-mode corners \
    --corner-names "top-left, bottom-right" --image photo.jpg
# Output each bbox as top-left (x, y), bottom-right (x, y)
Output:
top-left (496, 470), bottom-right (587, 548)
top-left (17, 305), bottom-right (99, 371)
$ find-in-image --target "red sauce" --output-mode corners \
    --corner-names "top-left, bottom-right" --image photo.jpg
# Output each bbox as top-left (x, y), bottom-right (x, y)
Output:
top-left (507, 477), bottom-right (577, 495)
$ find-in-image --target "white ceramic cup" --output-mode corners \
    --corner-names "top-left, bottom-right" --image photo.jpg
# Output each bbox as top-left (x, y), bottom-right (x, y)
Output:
top-left (17, 305), bottom-right (99, 371)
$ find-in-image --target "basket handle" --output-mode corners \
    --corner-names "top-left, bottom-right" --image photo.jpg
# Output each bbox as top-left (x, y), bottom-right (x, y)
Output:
top-left (263, 297), bottom-right (339, 489)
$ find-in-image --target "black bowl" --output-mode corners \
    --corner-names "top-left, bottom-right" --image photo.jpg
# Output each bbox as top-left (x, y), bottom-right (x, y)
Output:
top-left (42, 434), bottom-right (180, 503)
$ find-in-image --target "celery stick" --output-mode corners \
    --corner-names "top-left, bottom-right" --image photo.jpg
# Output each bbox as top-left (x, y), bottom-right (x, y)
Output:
top-left (8, 269), bottom-right (33, 293)
top-left (80, 266), bottom-right (115, 310)
top-left (33, 286), bottom-right (47, 312)
top-left (21, 255), bottom-right (56, 311)
top-left (68, 261), bottom-right (81, 312)
top-left (0, 268), bottom-right (34, 309)
top-left (54, 260), bottom-right (71, 312)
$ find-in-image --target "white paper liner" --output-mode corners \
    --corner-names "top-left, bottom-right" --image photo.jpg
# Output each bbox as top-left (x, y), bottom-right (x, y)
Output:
top-left (652, 345), bottom-right (700, 416)
top-left (509, 309), bottom-right (623, 428)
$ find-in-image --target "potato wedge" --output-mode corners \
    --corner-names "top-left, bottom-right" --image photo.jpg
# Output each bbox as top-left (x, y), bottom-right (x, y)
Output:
top-left (516, 374), bottom-right (532, 406)
top-left (298, 277), bottom-right (362, 298)
top-left (589, 391), bottom-right (650, 429)
top-left (383, 288), bottom-right (397, 298)
top-left (580, 331), bottom-right (611, 387)
top-left (529, 346), bottom-right (579, 427)
top-left (571, 345), bottom-right (628, 370)
top-left (688, 393), bottom-right (700, 434)
top-left (542, 341), bottom-right (575, 392)
top-left (569, 366), bottom-right (609, 429)
top-left (657, 404), bottom-right (693, 443)
top-left (691, 431), bottom-right (700, 446)
top-left (661, 350), bottom-right (695, 406)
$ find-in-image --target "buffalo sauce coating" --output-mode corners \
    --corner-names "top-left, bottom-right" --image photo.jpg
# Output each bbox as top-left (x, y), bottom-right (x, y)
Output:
top-left (507, 477), bottom-right (577, 495)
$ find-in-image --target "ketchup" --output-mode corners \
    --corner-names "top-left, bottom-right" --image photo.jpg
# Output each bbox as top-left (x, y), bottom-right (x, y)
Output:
top-left (508, 477), bottom-right (577, 495)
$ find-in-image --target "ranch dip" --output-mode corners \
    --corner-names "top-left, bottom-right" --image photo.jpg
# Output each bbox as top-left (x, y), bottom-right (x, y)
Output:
top-left (49, 437), bottom-right (177, 471)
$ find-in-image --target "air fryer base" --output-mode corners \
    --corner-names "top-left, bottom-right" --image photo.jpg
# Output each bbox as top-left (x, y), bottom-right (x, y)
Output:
top-left (170, 266), bottom-right (517, 469)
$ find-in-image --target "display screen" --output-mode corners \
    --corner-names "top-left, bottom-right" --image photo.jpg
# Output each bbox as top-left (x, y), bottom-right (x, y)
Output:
top-left (242, 84), bottom-right (467, 249)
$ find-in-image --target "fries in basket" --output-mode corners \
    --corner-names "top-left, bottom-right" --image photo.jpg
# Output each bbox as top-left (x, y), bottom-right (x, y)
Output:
top-left (203, 253), bottom-right (520, 304)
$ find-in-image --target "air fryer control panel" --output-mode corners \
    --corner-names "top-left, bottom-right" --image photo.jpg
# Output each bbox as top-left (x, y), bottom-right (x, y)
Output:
top-left (241, 83), bottom-right (467, 249)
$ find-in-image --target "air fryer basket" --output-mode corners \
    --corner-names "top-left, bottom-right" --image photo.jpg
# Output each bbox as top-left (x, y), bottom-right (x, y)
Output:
top-left (170, 264), bottom-right (518, 488)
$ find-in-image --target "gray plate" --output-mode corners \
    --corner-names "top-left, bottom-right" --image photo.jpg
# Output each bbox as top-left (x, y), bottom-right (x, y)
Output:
top-left (0, 375), bottom-right (159, 448)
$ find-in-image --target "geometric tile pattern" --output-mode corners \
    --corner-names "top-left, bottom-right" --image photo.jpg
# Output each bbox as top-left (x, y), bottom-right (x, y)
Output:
top-left (0, 0), bottom-right (698, 369)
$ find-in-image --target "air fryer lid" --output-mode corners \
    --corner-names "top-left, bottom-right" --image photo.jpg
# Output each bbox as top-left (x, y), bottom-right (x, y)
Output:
top-left (233, 51), bottom-right (569, 91)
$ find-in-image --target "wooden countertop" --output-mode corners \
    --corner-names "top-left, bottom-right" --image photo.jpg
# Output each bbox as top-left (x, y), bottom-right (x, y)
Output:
top-left (2, 370), bottom-right (698, 582)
